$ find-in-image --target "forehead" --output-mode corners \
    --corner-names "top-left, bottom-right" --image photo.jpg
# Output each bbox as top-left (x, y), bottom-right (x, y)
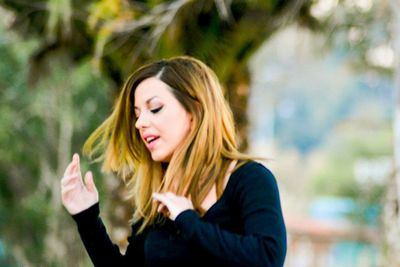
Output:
top-left (134, 77), bottom-right (174, 105)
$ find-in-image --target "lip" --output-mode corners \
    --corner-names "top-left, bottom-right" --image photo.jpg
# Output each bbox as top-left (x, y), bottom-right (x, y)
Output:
top-left (142, 133), bottom-right (158, 139)
top-left (146, 137), bottom-right (160, 150)
top-left (141, 134), bottom-right (160, 150)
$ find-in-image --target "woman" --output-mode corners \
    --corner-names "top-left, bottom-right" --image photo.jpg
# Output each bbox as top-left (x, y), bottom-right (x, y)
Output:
top-left (61, 56), bottom-right (286, 267)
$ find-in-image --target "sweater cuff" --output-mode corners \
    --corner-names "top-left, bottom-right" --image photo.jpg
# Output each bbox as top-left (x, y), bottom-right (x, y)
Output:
top-left (71, 203), bottom-right (100, 228)
top-left (174, 209), bottom-right (199, 240)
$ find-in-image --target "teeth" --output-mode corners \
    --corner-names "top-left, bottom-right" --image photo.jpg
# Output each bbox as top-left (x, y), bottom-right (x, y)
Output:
top-left (146, 136), bottom-right (156, 143)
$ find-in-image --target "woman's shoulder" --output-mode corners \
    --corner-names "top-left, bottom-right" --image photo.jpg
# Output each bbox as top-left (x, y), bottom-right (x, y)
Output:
top-left (227, 161), bottom-right (283, 211)
top-left (230, 160), bottom-right (278, 193)
top-left (233, 160), bottom-right (275, 179)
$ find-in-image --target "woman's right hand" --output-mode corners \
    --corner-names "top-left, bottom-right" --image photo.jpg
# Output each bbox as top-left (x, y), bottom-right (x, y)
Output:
top-left (61, 153), bottom-right (99, 215)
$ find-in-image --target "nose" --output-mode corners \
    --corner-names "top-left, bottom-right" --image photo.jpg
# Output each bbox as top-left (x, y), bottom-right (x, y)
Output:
top-left (135, 112), bottom-right (150, 129)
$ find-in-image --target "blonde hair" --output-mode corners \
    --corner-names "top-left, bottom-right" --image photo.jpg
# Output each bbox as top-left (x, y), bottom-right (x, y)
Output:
top-left (83, 56), bottom-right (253, 233)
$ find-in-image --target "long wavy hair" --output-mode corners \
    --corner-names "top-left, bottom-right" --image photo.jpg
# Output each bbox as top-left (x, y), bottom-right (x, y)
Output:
top-left (83, 56), bottom-right (253, 233)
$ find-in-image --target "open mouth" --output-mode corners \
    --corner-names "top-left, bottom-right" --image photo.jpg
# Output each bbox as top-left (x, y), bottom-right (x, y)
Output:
top-left (145, 136), bottom-right (160, 144)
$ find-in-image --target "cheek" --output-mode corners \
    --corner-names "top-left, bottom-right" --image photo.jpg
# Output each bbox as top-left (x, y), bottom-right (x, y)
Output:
top-left (168, 115), bottom-right (191, 142)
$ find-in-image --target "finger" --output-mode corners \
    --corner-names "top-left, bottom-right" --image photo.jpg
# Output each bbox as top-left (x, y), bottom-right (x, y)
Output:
top-left (61, 177), bottom-right (80, 189)
top-left (61, 182), bottom-right (77, 195)
top-left (84, 171), bottom-right (96, 193)
top-left (158, 204), bottom-right (170, 217)
top-left (158, 203), bottom-right (169, 213)
top-left (74, 154), bottom-right (83, 182)
top-left (61, 173), bottom-right (81, 187)
top-left (73, 153), bottom-right (79, 163)
top-left (63, 158), bottom-right (76, 178)
top-left (165, 192), bottom-right (176, 198)
top-left (68, 155), bottom-right (83, 185)
top-left (74, 153), bottom-right (80, 170)
top-left (65, 160), bottom-right (79, 183)
top-left (152, 193), bottom-right (172, 207)
top-left (157, 203), bottom-right (164, 212)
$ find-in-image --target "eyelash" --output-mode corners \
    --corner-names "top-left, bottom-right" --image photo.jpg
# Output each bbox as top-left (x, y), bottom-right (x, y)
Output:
top-left (135, 107), bottom-right (162, 118)
top-left (151, 107), bottom-right (162, 114)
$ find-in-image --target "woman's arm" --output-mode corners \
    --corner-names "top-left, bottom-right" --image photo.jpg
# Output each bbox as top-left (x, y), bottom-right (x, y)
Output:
top-left (72, 203), bottom-right (146, 267)
top-left (61, 154), bottom-right (145, 266)
top-left (174, 163), bottom-right (286, 267)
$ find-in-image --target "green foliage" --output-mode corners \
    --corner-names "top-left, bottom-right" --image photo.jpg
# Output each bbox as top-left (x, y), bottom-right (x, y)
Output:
top-left (0, 19), bottom-right (113, 264)
top-left (309, 121), bottom-right (391, 224)
top-left (311, 121), bottom-right (391, 194)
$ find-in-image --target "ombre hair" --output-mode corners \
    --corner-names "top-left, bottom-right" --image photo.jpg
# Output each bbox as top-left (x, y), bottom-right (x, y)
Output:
top-left (83, 56), bottom-right (254, 233)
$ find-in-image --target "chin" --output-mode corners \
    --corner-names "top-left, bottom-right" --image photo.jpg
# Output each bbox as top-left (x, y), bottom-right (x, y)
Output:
top-left (151, 153), bottom-right (171, 163)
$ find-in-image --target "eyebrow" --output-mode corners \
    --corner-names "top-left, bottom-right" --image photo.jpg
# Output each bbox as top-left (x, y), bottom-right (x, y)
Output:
top-left (134, 96), bottom-right (160, 111)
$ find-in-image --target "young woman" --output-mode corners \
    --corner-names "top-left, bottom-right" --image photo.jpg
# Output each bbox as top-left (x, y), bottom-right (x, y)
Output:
top-left (61, 56), bottom-right (286, 267)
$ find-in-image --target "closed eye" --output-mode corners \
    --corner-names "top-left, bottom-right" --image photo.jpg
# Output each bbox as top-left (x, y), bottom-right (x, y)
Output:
top-left (151, 107), bottom-right (163, 114)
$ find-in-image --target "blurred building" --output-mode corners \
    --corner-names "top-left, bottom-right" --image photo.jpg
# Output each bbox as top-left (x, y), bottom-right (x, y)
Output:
top-left (285, 197), bottom-right (381, 267)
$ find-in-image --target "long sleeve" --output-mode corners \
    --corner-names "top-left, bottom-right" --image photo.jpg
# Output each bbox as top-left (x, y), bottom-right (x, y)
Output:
top-left (72, 203), bottom-right (145, 267)
top-left (174, 163), bottom-right (287, 267)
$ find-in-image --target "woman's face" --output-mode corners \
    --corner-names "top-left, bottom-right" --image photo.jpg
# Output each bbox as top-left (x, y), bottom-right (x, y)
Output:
top-left (134, 77), bottom-right (192, 162)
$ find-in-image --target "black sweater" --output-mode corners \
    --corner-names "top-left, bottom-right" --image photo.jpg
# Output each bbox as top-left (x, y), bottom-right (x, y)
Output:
top-left (72, 161), bottom-right (287, 267)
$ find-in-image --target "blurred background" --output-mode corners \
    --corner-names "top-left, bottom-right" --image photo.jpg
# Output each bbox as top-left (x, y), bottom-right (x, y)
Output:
top-left (0, 0), bottom-right (397, 266)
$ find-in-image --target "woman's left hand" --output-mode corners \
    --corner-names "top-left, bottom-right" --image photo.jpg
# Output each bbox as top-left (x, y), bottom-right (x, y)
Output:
top-left (152, 192), bottom-right (194, 221)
